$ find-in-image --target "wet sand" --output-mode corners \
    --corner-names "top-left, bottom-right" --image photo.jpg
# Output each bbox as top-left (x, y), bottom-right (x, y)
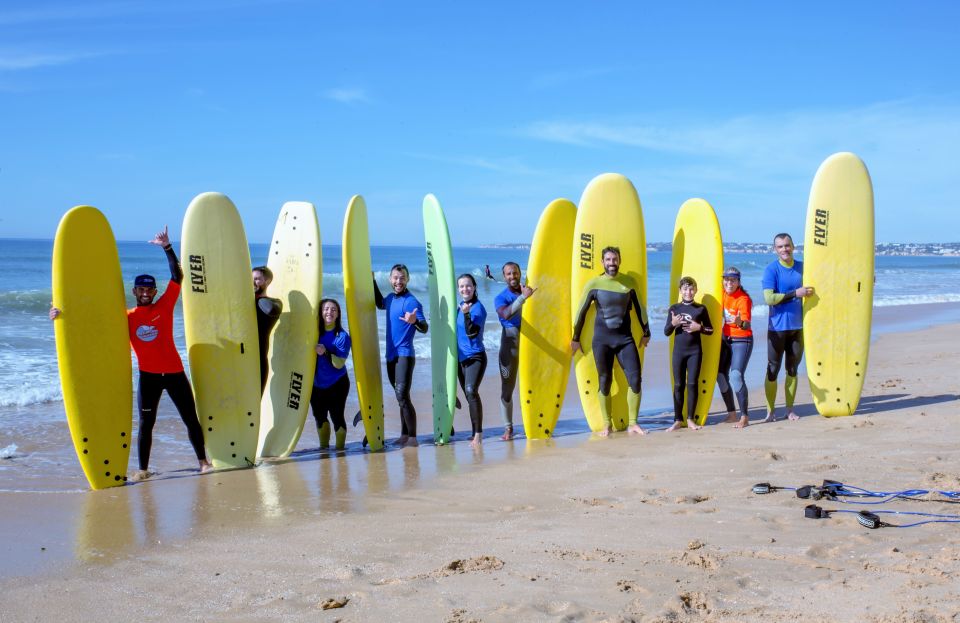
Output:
top-left (1, 315), bottom-right (960, 621)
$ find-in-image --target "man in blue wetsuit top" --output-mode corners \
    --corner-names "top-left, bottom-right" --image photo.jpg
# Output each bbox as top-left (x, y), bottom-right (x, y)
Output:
top-left (761, 233), bottom-right (815, 422)
top-left (373, 264), bottom-right (428, 447)
top-left (493, 262), bottom-right (535, 440)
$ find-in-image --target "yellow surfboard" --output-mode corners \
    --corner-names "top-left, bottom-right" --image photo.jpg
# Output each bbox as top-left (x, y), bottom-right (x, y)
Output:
top-left (181, 192), bottom-right (260, 469)
top-left (519, 198), bottom-right (576, 439)
top-left (668, 198), bottom-right (723, 427)
top-left (257, 202), bottom-right (322, 458)
top-left (52, 206), bottom-right (132, 489)
top-left (571, 174), bottom-right (648, 432)
top-left (342, 195), bottom-right (385, 451)
top-left (803, 152), bottom-right (874, 416)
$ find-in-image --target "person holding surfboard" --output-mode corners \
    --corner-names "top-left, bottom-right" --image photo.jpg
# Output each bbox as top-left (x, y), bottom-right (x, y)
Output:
top-left (571, 246), bottom-right (650, 437)
top-left (373, 264), bottom-right (428, 447)
top-left (456, 274), bottom-right (488, 449)
top-left (310, 299), bottom-right (352, 451)
top-left (717, 267), bottom-right (754, 429)
top-left (493, 262), bottom-right (535, 440)
top-left (664, 276), bottom-right (715, 432)
top-left (762, 233), bottom-right (815, 422)
top-left (252, 266), bottom-right (282, 395)
top-left (50, 225), bottom-right (212, 480)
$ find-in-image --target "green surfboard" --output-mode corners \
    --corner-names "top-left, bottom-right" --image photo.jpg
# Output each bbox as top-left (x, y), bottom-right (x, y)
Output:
top-left (423, 194), bottom-right (457, 444)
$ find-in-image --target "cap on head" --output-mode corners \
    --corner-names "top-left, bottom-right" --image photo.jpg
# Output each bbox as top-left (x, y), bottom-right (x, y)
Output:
top-left (722, 267), bottom-right (742, 279)
top-left (134, 274), bottom-right (157, 288)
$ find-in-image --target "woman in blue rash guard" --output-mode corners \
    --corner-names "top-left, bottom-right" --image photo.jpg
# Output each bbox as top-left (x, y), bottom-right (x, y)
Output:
top-left (456, 273), bottom-right (488, 449)
top-left (310, 299), bottom-right (352, 451)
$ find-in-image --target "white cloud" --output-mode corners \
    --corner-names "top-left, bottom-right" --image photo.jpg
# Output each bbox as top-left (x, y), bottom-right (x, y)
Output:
top-left (0, 51), bottom-right (99, 70)
top-left (323, 87), bottom-right (370, 104)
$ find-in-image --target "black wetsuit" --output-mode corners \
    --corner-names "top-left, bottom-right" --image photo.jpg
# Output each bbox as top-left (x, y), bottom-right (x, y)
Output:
top-left (256, 296), bottom-right (282, 394)
top-left (664, 301), bottom-right (714, 423)
top-left (572, 273), bottom-right (650, 397)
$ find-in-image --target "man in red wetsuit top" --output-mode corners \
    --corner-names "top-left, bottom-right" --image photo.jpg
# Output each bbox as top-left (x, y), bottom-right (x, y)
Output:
top-left (51, 226), bottom-right (212, 481)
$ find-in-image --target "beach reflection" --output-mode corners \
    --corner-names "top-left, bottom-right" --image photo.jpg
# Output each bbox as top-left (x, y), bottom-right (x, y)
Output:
top-left (74, 487), bottom-right (135, 564)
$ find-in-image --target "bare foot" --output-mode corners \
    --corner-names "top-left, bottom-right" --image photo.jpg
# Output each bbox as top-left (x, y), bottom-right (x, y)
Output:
top-left (598, 425), bottom-right (613, 438)
top-left (762, 412), bottom-right (777, 423)
top-left (627, 423), bottom-right (646, 436)
top-left (199, 460), bottom-right (213, 474)
top-left (723, 412), bottom-right (739, 424)
top-left (787, 411), bottom-right (800, 421)
top-left (666, 422), bottom-right (683, 432)
top-left (688, 420), bottom-right (702, 430)
top-left (470, 434), bottom-right (482, 449)
top-left (733, 415), bottom-right (749, 429)
top-left (131, 469), bottom-right (152, 482)
top-left (405, 437), bottom-right (419, 447)
top-left (501, 425), bottom-right (514, 441)
top-left (395, 435), bottom-right (409, 446)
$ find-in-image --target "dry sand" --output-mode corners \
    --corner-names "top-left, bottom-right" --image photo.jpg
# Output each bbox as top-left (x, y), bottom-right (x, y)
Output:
top-left (1, 322), bottom-right (959, 622)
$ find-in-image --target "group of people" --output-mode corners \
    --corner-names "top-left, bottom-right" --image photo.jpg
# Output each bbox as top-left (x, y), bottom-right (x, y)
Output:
top-left (50, 226), bottom-right (814, 479)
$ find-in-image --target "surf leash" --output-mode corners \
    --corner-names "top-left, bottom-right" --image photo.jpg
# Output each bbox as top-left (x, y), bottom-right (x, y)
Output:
top-left (803, 504), bottom-right (960, 529)
top-left (752, 479), bottom-right (960, 504)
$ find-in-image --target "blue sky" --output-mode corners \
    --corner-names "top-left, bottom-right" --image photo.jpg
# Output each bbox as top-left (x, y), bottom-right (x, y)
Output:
top-left (1, 1), bottom-right (958, 245)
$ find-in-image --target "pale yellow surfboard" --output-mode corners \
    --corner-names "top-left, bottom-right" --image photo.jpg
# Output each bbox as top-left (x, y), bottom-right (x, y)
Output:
top-left (803, 152), bottom-right (874, 416)
top-left (519, 198), bottom-right (576, 439)
top-left (571, 174), bottom-right (648, 432)
top-left (257, 202), bottom-right (322, 458)
top-left (181, 192), bottom-right (260, 469)
top-left (52, 206), bottom-right (132, 489)
top-left (668, 198), bottom-right (723, 427)
top-left (342, 195), bottom-right (385, 451)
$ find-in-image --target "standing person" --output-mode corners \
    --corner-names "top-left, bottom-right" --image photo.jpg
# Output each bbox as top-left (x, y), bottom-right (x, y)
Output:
top-left (310, 299), bottom-right (352, 451)
top-left (762, 233), bottom-right (815, 422)
top-left (571, 247), bottom-right (650, 437)
top-left (493, 262), bottom-right (535, 440)
top-left (373, 264), bottom-right (428, 447)
top-left (456, 274), bottom-right (488, 449)
top-left (717, 267), bottom-right (753, 429)
top-left (664, 276), bottom-right (715, 432)
top-left (253, 266), bottom-right (282, 395)
top-left (484, 264), bottom-right (495, 280)
top-left (50, 226), bottom-right (212, 480)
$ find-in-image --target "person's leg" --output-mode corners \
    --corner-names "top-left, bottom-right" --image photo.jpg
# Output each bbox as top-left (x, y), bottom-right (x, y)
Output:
top-left (614, 340), bottom-right (645, 435)
top-left (329, 375), bottom-right (350, 449)
top-left (667, 350), bottom-right (687, 431)
top-left (395, 356), bottom-right (418, 444)
top-left (386, 358), bottom-right (408, 441)
top-left (462, 354), bottom-right (487, 447)
top-left (164, 372), bottom-right (210, 469)
top-left (498, 327), bottom-right (519, 439)
top-left (685, 349), bottom-right (703, 429)
top-left (730, 338), bottom-right (753, 428)
top-left (592, 340), bottom-right (617, 436)
top-left (717, 337), bottom-right (737, 421)
top-left (135, 372), bottom-right (163, 475)
top-left (309, 384), bottom-right (332, 448)
top-left (764, 330), bottom-right (786, 422)
top-left (784, 330), bottom-right (804, 420)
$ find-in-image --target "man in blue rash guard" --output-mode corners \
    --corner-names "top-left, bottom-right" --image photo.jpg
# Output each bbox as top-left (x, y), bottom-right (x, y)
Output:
top-left (761, 233), bottom-right (814, 422)
top-left (571, 247), bottom-right (651, 438)
top-left (493, 262), bottom-right (536, 440)
top-left (373, 264), bottom-right (428, 447)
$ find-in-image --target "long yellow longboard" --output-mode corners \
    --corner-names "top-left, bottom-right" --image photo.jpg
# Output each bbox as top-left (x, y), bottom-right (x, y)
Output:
top-left (571, 174), bottom-right (647, 432)
top-left (519, 199), bottom-right (576, 439)
top-left (181, 192), bottom-right (260, 469)
top-left (52, 206), bottom-right (132, 489)
top-left (342, 195), bottom-right (385, 451)
top-left (258, 202), bottom-right (322, 457)
top-left (668, 198), bottom-right (723, 427)
top-left (803, 152), bottom-right (874, 416)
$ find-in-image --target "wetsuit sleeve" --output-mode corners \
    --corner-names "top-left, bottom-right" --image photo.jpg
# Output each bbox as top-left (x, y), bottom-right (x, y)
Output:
top-left (373, 278), bottom-right (385, 309)
top-left (497, 294), bottom-right (527, 321)
top-left (629, 289), bottom-right (651, 338)
top-left (571, 289), bottom-right (597, 342)
top-left (699, 306), bottom-right (714, 335)
top-left (462, 306), bottom-right (481, 339)
top-left (738, 294), bottom-right (752, 329)
top-left (763, 289), bottom-right (796, 306)
top-left (664, 304), bottom-right (679, 336)
top-left (163, 245), bottom-right (183, 284)
top-left (258, 297), bottom-right (282, 319)
top-left (414, 301), bottom-right (428, 333)
top-left (329, 331), bottom-right (351, 358)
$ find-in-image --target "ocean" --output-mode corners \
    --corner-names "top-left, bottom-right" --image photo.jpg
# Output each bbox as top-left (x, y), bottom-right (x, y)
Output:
top-left (2, 238), bottom-right (960, 490)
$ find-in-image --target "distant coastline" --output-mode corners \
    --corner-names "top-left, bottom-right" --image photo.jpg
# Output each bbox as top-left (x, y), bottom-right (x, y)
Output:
top-left (479, 241), bottom-right (960, 257)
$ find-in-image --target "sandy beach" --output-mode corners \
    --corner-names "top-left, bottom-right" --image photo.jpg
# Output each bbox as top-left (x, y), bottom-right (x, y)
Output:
top-left (1, 315), bottom-right (959, 622)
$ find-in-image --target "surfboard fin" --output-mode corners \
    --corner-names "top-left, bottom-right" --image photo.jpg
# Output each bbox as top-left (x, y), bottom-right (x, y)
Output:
top-left (352, 410), bottom-right (362, 427)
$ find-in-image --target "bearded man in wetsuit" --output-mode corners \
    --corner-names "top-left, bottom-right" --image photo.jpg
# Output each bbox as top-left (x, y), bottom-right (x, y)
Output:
top-left (252, 266), bottom-right (282, 395)
top-left (571, 246), bottom-right (651, 437)
top-left (493, 261), bottom-right (535, 440)
top-left (50, 226), bottom-right (212, 481)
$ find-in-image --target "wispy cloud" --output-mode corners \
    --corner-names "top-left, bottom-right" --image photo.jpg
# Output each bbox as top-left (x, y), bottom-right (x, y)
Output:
top-left (528, 66), bottom-right (618, 91)
top-left (0, 50), bottom-right (101, 71)
top-left (403, 151), bottom-right (542, 176)
top-left (323, 87), bottom-right (370, 104)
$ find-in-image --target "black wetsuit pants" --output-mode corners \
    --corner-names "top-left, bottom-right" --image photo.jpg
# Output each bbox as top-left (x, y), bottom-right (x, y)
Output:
top-left (671, 348), bottom-right (702, 423)
top-left (718, 336), bottom-right (753, 417)
top-left (458, 353), bottom-right (488, 435)
top-left (310, 374), bottom-right (350, 432)
top-left (387, 356), bottom-right (417, 437)
top-left (498, 326), bottom-right (519, 403)
top-left (592, 334), bottom-right (643, 396)
top-left (137, 371), bottom-right (206, 470)
top-left (766, 329), bottom-right (803, 381)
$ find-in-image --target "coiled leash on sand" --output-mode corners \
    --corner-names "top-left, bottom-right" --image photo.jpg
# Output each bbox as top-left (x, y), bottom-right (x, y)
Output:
top-left (753, 479), bottom-right (960, 504)
top-left (802, 504), bottom-right (960, 529)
